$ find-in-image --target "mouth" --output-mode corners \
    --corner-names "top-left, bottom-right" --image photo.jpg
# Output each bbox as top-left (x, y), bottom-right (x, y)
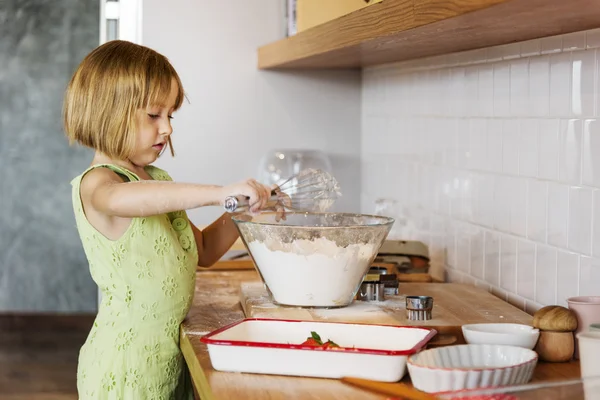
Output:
top-left (152, 142), bottom-right (165, 151)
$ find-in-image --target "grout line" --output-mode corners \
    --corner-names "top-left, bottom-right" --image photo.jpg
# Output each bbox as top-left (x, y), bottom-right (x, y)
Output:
top-left (533, 242), bottom-right (538, 302)
top-left (577, 252), bottom-right (582, 297)
top-left (593, 190), bottom-right (597, 260)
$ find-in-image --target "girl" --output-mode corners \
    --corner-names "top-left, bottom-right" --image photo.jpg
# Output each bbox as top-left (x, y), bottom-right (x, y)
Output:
top-left (63, 40), bottom-right (276, 399)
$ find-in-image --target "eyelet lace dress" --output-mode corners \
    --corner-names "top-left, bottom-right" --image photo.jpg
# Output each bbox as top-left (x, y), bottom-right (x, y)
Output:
top-left (71, 164), bottom-right (198, 399)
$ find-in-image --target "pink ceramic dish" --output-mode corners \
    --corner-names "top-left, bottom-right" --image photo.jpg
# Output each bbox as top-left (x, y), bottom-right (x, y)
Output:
top-left (567, 296), bottom-right (600, 359)
top-left (568, 296), bottom-right (600, 305)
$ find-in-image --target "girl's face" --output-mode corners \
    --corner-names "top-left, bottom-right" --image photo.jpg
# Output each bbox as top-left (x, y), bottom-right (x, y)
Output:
top-left (130, 78), bottom-right (179, 167)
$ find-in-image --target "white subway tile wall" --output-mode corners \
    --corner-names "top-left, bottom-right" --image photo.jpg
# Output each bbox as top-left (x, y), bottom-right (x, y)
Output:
top-left (362, 29), bottom-right (600, 312)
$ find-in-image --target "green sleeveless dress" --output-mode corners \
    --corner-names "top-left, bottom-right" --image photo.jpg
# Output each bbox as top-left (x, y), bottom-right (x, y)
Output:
top-left (71, 164), bottom-right (198, 400)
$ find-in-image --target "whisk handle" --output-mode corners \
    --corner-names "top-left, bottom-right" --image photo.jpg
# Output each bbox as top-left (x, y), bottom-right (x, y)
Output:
top-left (224, 188), bottom-right (281, 212)
top-left (223, 195), bottom-right (247, 213)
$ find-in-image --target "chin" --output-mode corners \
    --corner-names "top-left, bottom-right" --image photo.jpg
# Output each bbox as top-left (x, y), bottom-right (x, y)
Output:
top-left (131, 154), bottom-right (158, 168)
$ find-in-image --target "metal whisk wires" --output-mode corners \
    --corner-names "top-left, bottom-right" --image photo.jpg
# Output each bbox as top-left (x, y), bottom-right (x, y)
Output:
top-left (223, 168), bottom-right (342, 213)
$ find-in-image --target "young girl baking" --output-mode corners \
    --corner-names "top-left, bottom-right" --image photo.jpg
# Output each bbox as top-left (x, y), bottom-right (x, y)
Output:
top-left (63, 40), bottom-right (276, 399)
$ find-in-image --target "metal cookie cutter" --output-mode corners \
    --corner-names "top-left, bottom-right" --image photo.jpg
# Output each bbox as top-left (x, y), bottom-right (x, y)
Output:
top-left (406, 295), bottom-right (433, 320)
top-left (363, 267), bottom-right (399, 296)
top-left (356, 282), bottom-right (385, 302)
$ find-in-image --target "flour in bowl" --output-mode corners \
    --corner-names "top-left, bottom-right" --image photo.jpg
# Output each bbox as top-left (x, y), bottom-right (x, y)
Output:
top-left (247, 237), bottom-right (379, 307)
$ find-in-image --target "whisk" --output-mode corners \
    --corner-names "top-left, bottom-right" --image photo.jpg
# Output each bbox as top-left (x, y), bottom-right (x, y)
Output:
top-left (223, 168), bottom-right (342, 213)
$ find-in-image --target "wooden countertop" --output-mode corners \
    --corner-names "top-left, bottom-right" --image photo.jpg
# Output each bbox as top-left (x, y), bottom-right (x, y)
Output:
top-left (180, 270), bottom-right (580, 400)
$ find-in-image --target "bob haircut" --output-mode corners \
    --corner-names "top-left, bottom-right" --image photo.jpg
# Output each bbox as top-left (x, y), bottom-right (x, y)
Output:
top-left (63, 40), bottom-right (184, 159)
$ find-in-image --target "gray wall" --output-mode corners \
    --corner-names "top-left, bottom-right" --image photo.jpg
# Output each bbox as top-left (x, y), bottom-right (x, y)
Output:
top-left (0, 0), bottom-right (99, 312)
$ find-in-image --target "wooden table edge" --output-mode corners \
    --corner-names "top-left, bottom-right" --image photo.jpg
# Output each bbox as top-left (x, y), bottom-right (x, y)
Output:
top-left (181, 329), bottom-right (215, 400)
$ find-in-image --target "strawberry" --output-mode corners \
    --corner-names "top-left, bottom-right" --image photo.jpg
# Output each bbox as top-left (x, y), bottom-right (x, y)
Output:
top-left (300, 338), bottom-right (321, 347)
top-left (322, 340), bottom-right (340, 349)
top-left (300, 331), bottom-right (340, 349)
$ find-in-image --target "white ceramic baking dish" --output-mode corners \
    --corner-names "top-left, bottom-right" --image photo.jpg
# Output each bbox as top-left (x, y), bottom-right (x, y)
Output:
top-left (200, 318), bottom-right (437, 382)
top-left (462, 323), bottom-right (540, 349)
top-left (407, 344), bottom-right (538, 393)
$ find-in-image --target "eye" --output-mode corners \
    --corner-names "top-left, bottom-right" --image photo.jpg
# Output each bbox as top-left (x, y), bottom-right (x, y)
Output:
top-left (148, 114), bottom-right (160, 119)
top-left (168, 115), bottom-right (174, 120)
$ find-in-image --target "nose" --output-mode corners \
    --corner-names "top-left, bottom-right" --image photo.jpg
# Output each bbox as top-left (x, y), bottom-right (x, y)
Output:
top-left (160, 118), bottom-right (173, 137)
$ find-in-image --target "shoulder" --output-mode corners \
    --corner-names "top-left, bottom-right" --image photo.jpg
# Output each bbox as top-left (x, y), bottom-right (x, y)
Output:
top-left (80, 166), bottom-right (128, 196)
top-left (144, 165), bottom-right (173, 182)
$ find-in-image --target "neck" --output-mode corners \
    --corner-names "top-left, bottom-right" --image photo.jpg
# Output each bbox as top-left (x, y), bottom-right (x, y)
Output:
top-left (92, 152), bottom-right (148, 175)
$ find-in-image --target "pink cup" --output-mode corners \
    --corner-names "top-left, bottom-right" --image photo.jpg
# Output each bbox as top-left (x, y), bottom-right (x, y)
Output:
top-left (567, 296), bottom-right (600, 360)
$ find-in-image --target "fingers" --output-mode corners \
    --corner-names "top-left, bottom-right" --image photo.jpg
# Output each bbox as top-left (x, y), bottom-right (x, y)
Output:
top-left (259, 182), bottom-right (270, 211)
top-left (275, 203), bottom-right (286, 222)
top-left (261, 183), bottom-right (271, 209)
top-left (231, 179), bottom-right (286, 216)
top-left (272, 186), bottom-right (287, 222)
top-left (246, 179), bottom-right (271, 213)
top-left (277, 191), bottom-right (292, 209)
top-left (247, 180), bottom-right (261, 213)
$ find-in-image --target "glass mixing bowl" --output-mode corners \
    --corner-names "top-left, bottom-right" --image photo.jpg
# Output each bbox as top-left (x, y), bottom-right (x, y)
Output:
top-left (257, 149), bottom-right (332, 187)
top-left (232, 212), bottom-right (394, 308)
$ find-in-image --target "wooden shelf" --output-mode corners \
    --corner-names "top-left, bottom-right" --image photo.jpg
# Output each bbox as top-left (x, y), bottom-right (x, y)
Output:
top-left (258, 0), bottom-right (600, 69)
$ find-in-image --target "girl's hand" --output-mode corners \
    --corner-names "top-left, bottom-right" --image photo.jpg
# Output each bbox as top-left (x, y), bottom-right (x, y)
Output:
top-left (221, 179), bottom-right (271, 213)
top-left (221, 180), bottom-right (290, 221)
top-left (271, 185), bottom-right (290, 222)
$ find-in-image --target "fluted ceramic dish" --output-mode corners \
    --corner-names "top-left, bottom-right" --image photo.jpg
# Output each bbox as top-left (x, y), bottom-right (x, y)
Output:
top-left (407, 344), bottom-right (538, 394)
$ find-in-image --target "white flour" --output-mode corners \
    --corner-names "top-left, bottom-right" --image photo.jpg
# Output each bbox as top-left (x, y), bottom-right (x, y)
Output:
top-left (247, 237), bottom-right (378, 307)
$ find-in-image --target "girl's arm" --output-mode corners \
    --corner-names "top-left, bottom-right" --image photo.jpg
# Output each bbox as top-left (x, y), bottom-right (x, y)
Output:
top-left (83, 168), bottom-right (271, 218)
top-left (191, 194), bottom-right (287, 267)
top-left (191, 213), bottom-right (250, 267)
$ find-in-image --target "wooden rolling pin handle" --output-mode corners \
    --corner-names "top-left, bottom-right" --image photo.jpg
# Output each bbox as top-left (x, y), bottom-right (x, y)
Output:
top-left (425, 334), bottom-right (457, 348)
top-left (341, 377), bottom-right (437, 400)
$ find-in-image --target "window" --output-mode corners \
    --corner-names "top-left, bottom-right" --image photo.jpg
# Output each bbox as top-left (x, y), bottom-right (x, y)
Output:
top-left (99, 0), bottom-right (142, 44)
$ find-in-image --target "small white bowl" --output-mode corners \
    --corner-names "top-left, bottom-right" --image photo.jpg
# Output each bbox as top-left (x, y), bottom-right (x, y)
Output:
top-left (407, 344), bottom-right (538, 393)
top-left (461, 323), bottom-right (540, 349)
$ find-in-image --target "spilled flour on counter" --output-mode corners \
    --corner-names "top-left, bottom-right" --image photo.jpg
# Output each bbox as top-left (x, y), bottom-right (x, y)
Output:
top-left (247, 237), bottom-right (378, 307)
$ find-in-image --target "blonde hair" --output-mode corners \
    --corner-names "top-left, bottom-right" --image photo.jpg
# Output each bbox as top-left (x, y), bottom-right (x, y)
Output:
top-left (63, 40), bottom-right (185, 159)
